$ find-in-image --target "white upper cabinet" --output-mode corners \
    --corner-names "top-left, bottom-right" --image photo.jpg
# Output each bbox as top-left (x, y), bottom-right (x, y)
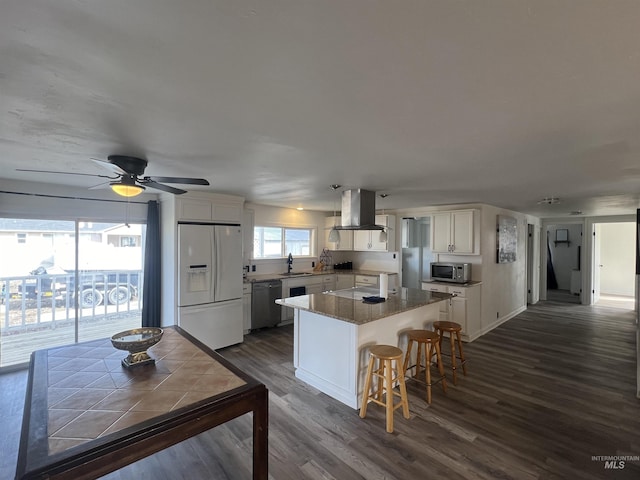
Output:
top-left (324, 216), bottom-right (354, 251)
top-left (176, 193), bottom-right (243, 223)
top-left (431, 210), bottom-right (475, 254)
top-left (353, 215), bottom-right (396, 251)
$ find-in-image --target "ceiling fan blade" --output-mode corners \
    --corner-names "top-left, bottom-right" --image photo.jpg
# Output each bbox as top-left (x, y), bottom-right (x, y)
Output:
top-left (88, 181), bottom-right (111, 190)
top-left (16, 168), bottom-right (115, 179)
top-left (146, 176), bottom-right (210, 185)
top-left (91, 158), bottom-right (126, 175)
top-left (143, 180), bottom-right (187, 195)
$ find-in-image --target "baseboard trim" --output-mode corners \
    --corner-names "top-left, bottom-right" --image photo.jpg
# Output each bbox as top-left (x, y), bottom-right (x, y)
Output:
top-left (481, 305), bottom-right (527, 336)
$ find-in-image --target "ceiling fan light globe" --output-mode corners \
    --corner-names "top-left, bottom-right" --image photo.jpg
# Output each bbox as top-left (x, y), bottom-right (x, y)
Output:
top-left (111, 182), bottom-right (145, 197)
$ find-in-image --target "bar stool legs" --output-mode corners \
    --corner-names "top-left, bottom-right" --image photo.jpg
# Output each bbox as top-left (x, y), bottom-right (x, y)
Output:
top-left (433, 321), bottom-right (467, 385)
top-left (402, 330), bottom-right (447, 404)
top-left (360, 345), bottom-right (410, 433)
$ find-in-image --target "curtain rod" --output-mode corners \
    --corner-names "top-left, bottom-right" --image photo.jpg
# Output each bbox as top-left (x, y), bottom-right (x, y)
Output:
top-left (0, 190), bottom-right (149, 204)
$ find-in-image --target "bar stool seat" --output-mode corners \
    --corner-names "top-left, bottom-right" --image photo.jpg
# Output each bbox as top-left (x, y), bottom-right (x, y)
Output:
top-left (432, 321), bottom-right (467, 385)
top-left (402, 330), bottom-right (447, 404)
top-left (359, 345), bottom-right (410, 433)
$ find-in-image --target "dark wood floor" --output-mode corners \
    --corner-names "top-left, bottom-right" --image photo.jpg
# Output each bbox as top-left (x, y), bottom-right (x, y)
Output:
top-left (2, 301), bottom-right (639, 479)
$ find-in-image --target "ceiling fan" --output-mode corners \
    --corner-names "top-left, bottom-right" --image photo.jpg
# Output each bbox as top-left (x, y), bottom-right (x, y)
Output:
top-left (16, 155), bottom-right (210, 197)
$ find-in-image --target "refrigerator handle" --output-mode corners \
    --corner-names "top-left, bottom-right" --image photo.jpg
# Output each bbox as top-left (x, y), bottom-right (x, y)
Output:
top-left (212, 232), bottom-right (218, 301)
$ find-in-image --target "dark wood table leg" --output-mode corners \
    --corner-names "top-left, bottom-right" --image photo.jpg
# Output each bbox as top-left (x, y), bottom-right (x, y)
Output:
top-left (253, 386), bottom-right (269, 480)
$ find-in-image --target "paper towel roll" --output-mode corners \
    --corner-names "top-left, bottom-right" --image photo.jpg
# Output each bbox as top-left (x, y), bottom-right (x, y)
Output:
top-left (379, 273), bottom-right (388, 298)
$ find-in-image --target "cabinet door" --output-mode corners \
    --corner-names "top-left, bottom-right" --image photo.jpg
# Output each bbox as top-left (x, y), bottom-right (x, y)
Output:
top-left (450, 296), bottom-right (467, 334)
top-left (431, 212), bottom-right (452, 253)
top-left (369, 215), bottom-right (390, 251)
top-left (353, 230), bottom-right (370, 250)
top-left (325, 217), bottom-right (354, 250)
top-left (336, 231), bottom-right (354, 250)
top-left (422, 282), bottom-right (450, 317)
top-left (178, 198), bottom-right (213, 221)
top-left (451, 211), bottom-right (474, 254)
top-left (242, 291), bottom-right (252, 333)
top-left (336, 274), bottom-right (355, 290)
top-left (322, 275), bottom-right (336, 292)
top-left (306, 283), bottom-right (324, 295)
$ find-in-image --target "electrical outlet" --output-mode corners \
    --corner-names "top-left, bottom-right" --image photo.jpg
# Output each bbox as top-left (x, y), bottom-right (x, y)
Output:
top-left (312, 261), bottom-right (315, 267)
top-left (252, 265), bottom-right (256, 272)
top-left (496, 312), bottom-right (499, 318)
top-left (393, 253), bottom-right (396, 259)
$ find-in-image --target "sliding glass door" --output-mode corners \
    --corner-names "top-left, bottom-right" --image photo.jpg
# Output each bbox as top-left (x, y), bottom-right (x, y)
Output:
top-left (0, 218), bottom-right (144, 368)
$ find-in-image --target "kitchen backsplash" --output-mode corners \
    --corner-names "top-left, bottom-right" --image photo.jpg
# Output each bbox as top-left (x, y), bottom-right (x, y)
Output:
top-left (331, 251), bottom-right (400, 273)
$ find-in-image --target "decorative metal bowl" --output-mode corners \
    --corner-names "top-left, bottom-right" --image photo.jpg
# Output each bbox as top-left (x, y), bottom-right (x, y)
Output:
top-left (111, 327), bottom-right (163, 368)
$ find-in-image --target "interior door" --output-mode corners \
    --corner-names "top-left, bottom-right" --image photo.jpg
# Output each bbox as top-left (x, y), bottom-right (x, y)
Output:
top-left (593, 224), bottom-right (602, 304)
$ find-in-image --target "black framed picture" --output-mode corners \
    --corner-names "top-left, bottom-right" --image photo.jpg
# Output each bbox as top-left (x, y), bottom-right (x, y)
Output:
top-left (497, 215), bottom-right (517, 263)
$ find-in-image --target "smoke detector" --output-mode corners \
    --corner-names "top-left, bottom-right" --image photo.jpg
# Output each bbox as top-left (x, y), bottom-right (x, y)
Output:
top-left (537, 197), bottom-right (560, 205)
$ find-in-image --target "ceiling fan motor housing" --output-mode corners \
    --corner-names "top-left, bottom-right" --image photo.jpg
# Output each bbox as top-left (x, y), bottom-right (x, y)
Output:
top-left (107, 155), bottom-right (148, 176)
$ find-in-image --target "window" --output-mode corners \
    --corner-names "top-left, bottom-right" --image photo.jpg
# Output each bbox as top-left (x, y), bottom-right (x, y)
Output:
top-left (253, 226), bottom-right (314, 259)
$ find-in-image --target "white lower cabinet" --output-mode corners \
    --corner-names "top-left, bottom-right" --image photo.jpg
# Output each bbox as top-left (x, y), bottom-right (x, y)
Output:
top-left (336, 274), bottom-right (355, 290)
top-left (242, 283), bottom-right (251, 334)
top-left (322, 274), bottom-right (336, 292)
top-left (354, 274), bottom-right (378, 288)
top-left (282, 275), bottom-right (332, 322)
top-left (422, 282), bottom-right (481, 341)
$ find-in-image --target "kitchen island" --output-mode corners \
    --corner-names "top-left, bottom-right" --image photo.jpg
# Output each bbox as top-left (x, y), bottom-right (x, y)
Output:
top-left (276, 287), bottom-right (451, 409)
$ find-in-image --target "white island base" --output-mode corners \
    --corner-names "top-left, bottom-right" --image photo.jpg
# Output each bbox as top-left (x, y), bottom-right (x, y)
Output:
top-left (292, 303), bottom-right (440, 410)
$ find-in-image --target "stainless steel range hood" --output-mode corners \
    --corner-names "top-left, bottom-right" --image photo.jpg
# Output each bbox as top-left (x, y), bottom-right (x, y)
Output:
top-left (334, 189), bottom-right (384, 230)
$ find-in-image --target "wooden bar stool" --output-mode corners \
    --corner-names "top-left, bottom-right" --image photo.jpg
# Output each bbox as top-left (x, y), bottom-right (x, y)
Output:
top-left (359, 345), bottom-right (410, 433)
top-left (402, 330), bottom-right (447, 404)
top-left (433, 321), bottom-right (467, 385)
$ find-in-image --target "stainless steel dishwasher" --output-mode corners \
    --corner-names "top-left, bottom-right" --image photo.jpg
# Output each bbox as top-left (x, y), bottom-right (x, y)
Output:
top-left (251, 280), bottom-right (282, 329)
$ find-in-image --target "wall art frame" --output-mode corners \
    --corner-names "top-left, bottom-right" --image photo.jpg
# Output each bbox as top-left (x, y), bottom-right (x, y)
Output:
top-left (497, 215), bottom-right (517, 263)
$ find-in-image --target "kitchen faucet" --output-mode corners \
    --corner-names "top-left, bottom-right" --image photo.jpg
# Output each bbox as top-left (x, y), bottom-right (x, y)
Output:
top-left (287, 253), bottom-right (293, 273)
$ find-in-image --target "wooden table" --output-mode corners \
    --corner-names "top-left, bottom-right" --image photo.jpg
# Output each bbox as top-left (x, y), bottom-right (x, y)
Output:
top-left (15, 326), bottom-right (268, 479)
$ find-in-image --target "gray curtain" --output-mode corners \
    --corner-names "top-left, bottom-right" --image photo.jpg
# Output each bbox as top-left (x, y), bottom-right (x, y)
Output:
top-left (142, 200), bottom-right (161, 328)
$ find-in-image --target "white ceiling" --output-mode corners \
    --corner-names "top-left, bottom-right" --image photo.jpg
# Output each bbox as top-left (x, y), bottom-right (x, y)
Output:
top-left (2, 1), bottom-right (640, 218)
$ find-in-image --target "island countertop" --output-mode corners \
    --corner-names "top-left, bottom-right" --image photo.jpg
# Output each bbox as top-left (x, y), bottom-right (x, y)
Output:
top-left (275, 286), bottom-right (451, 326)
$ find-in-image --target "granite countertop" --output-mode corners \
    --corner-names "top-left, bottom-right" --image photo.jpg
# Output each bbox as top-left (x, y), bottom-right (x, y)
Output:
top-left (275, 286), bottom-right (451, 325)
top-left (422, 280), bottom-right (482, 287)
top-left (244, 269), bottom-right (398, 283)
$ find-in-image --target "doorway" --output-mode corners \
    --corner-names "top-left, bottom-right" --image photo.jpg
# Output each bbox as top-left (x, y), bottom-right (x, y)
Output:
top-left (592, 222), bottom-right (635, 310)
top-left (545, 224), bottom-right (583, 304)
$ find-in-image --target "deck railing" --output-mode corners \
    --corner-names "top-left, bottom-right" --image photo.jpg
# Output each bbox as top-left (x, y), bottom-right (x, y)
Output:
top-left (0, 270), bottom-right (143, 333)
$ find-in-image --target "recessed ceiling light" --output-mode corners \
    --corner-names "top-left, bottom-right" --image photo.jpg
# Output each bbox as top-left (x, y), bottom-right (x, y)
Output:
top-left (296, 207), bottom-right (304, 211)
top-left (537, 197), bottom-right (560, 205)
top-left (570, 210), bottom-right (583, 215)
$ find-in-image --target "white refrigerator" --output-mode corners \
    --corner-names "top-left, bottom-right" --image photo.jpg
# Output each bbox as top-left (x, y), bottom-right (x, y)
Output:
top-left (178, 223), bottom-right (243, 350)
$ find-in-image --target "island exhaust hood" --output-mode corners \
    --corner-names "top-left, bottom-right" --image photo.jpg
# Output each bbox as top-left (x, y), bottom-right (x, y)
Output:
top-left (334, 189), bottom-right (384, 230)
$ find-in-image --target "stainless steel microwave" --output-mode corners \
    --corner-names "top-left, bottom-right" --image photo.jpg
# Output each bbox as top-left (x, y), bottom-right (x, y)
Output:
top-left (430, 262), bottom-right (471, 283)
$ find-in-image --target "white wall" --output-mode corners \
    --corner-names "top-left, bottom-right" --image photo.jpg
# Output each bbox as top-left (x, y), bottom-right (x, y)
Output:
top-left (599, 222), bottom-right (636, 296)
top-left (478, 205), bottom-right (530, 333)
